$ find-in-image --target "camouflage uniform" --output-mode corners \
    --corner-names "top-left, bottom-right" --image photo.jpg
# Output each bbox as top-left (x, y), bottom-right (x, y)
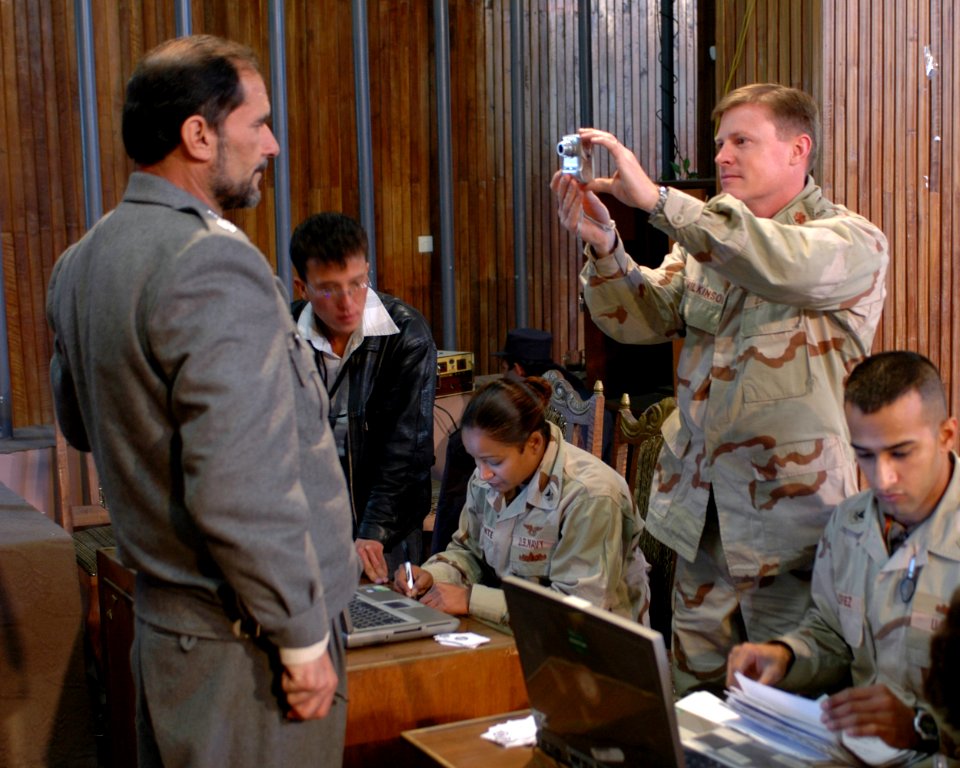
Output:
top-left (777, 455), bottom-right (960, 759)
top-left (421, 422), bottom-right (650, 625)
top-left (582, 178), bottom-right (888, 693)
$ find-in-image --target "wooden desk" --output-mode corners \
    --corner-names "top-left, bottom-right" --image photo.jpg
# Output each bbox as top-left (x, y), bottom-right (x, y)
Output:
top-left (345, 618), bottom-right (528, 767)
top-left (403, 711), bottom-right (540, 768)
top-left (403, 708), bottom-right (859, 768)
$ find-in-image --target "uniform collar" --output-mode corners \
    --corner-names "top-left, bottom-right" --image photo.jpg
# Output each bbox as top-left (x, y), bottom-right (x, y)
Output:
top-left (483, 422), bottom-right (566, 518)
top-left (771, 175), bottom-right (821, 225)
top-left (849, 452), bottom-right (960, 567)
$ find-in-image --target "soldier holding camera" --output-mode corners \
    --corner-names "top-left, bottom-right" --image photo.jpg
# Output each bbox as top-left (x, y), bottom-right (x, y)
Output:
top-left (552, 83), bottom-right (889, 695)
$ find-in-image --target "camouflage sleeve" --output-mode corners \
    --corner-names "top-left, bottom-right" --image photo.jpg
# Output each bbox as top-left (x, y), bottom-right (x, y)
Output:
top-left (777, 515), bottom-right (855, 693)
top-left (547, 489), bottom-right (628, 610)
top-left (653, 190), bottom-right (888, 311)
top-left (421, 486), bottom-right (510, 624)
top-left (579, 235), bottom-right (686, 345)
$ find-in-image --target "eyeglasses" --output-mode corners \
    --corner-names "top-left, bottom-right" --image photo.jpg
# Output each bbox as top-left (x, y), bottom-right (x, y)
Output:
top-left (306, 279), bottom-right (370, 301)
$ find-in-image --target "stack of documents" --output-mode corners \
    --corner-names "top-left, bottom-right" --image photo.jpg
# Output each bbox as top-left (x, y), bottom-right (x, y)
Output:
top-left (720, 673), bottom-right (921, 767)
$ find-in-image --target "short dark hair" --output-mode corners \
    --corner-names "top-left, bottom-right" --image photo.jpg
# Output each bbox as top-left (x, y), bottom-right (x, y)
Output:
top-left (122, 35), bottom-right (260, 166)
top-left (844, 351), bottom-right (947, 421)
top-left (461, 376), bottom-right (552, 447)
top-left (713, 83), bottom-right (821, 172)
top-left (290, 212), bottom-right (369, 280)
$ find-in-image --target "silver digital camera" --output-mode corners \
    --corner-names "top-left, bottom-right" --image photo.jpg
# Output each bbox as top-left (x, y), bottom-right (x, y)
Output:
top-left (557, 134), bottom-right (593, 184)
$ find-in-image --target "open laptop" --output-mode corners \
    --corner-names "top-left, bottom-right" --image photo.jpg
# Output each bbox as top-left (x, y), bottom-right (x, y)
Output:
top-left (502, 577), bottom-right (791, 768)
top-left (340, 584), bottom-right (460, 648)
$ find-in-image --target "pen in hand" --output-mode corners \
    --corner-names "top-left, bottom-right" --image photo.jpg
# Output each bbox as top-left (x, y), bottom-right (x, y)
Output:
top-left (401, 540), bottom-right (415, 593)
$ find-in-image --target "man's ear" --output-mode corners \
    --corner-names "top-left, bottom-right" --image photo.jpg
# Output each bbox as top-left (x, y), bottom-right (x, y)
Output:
top-left (180, 115), bottom-right (215, 162)
top-left (292, 275), bottom-right (307, 300)
top-left (790, 133), bottom-right (813, 168)
top-left (938, 415), bottom-right (958, 452)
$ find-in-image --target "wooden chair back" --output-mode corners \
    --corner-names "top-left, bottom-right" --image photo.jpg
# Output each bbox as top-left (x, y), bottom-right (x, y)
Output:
top-left (54, 423), bottom-right (110, 533)
top-left (612, 393), bottom-right (678, 638)
top-left (612, 394), bottom-right (677, 503)
top-left (542, 370), bottom-right (605, 459)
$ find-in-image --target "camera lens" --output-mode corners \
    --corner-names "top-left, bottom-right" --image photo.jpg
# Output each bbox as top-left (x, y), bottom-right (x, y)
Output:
top-left (557, 141), bottom-right (567, 157)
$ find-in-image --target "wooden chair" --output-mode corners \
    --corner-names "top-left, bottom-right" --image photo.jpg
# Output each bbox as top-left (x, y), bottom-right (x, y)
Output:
top-left (542, 369), bottom-right (605, 459)
top-left (612, 393), bottom-right (678, 638)
top-left (54, 423), bottom-right (114, 667)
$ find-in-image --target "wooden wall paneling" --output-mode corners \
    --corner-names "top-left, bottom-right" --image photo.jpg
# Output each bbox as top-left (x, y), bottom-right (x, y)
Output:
top-left (31, 0), bottom-right (62, 426)
top-left (456, 0), bottom-right (482, 357)
top-left (717, 0), bottom-right (960, 415)
top-left (2, 0), bottom-right (24, 424)
top-left (11, 0), bottom-right (42, 427)
top-left (554, 2), bottom-right (573, 362)
top-left (892, 0), bottom-right (907, 351)
top-left (414, 0), bottom-right (432, 316)
top-left (563, 0), bottom-right (580, 360)
top-left (677, 0), bottom-right (697, 167)
top-left (495, 1), bottom-right (511, 363)
top-left (7, 0), bottom-right (698, 426)
top-left (543, 1), bottom-right (562, 361)
top-left (913, 0), bottom-right (928, 357)
top-left (526, 0), bottom-right (542, 334)
top-left (922, 0), bottom-right (939, 369)
top-left (878, 0), bottom-right (895, 353)
top-left (943, 2), bottom-right (957, 395)
top-left (478, 0), bottom-right (494, 362)
top-left (0, 0), bottom-right (89, 426)
top-left (905, 0), bottom-right (919, 353)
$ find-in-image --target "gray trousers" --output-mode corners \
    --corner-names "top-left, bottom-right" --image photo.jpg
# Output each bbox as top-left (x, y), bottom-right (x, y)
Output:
top-left (133, 616), bottom-right (347, 768)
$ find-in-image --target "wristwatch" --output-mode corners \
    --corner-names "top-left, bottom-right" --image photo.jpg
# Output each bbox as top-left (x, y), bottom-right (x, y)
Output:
top-left (913, 707), bottom-right (940, 750)
top-left (650, 185), bottom-right (669, 217)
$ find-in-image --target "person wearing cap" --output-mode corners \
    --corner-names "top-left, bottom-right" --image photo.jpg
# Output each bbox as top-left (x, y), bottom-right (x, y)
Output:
top-left (494, 327), bottom-right (591, 399)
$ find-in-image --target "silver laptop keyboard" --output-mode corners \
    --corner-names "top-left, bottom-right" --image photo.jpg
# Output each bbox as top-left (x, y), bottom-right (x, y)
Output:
top-left (348, 595), bottom-right (406, 629)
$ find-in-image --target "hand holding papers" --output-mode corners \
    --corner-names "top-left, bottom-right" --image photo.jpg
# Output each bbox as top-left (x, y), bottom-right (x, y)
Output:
top-left (725, 673), bottom-right (920, 767)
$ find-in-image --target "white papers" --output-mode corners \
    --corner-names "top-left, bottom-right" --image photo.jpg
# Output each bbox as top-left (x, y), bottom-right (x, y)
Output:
top-left (725, 673), bottom-right (920, 767)
top-left (480, 715), bottom-right (537, 748)
top-left (433, 631), bottom-right (491, 648)
top-left (678, 690), bottom-right (832, 763)
top-left (676, 690), bottom-right (740, 725)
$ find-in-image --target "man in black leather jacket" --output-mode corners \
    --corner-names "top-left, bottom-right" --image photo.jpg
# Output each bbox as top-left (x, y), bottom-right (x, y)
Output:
top-left (291, 212), bottom-right (437, 583)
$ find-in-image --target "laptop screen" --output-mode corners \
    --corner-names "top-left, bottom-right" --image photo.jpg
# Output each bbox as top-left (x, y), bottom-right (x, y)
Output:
top-left (503, 576), bottom-right (685, 768)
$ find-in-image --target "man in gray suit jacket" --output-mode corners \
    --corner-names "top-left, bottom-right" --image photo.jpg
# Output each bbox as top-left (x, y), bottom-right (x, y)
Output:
top-left (46, 35), bottom-right (359, 767)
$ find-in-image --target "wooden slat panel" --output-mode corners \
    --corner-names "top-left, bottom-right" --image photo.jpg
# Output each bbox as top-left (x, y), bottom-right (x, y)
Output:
top-left (715, 0), bottom-right (960, 415)
top-left (8, 0), bottom-right (698, 425)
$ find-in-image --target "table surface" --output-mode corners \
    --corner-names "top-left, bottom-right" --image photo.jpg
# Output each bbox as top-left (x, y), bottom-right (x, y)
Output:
top-left (344, 616), bottom-right (528, 767)
top-left (401, 707), bottom-right (885, 768)
top-left (402, 711), bottom-right (540, 768)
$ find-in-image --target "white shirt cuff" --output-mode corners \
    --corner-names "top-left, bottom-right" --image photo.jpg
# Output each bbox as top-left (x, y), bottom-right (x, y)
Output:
top-left (279, 632), bottom-right (330, 666)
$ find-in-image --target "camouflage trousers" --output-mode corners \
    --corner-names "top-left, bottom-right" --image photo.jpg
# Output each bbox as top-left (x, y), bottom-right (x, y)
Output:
top-left (671, 499), bottom-right (813, 696)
